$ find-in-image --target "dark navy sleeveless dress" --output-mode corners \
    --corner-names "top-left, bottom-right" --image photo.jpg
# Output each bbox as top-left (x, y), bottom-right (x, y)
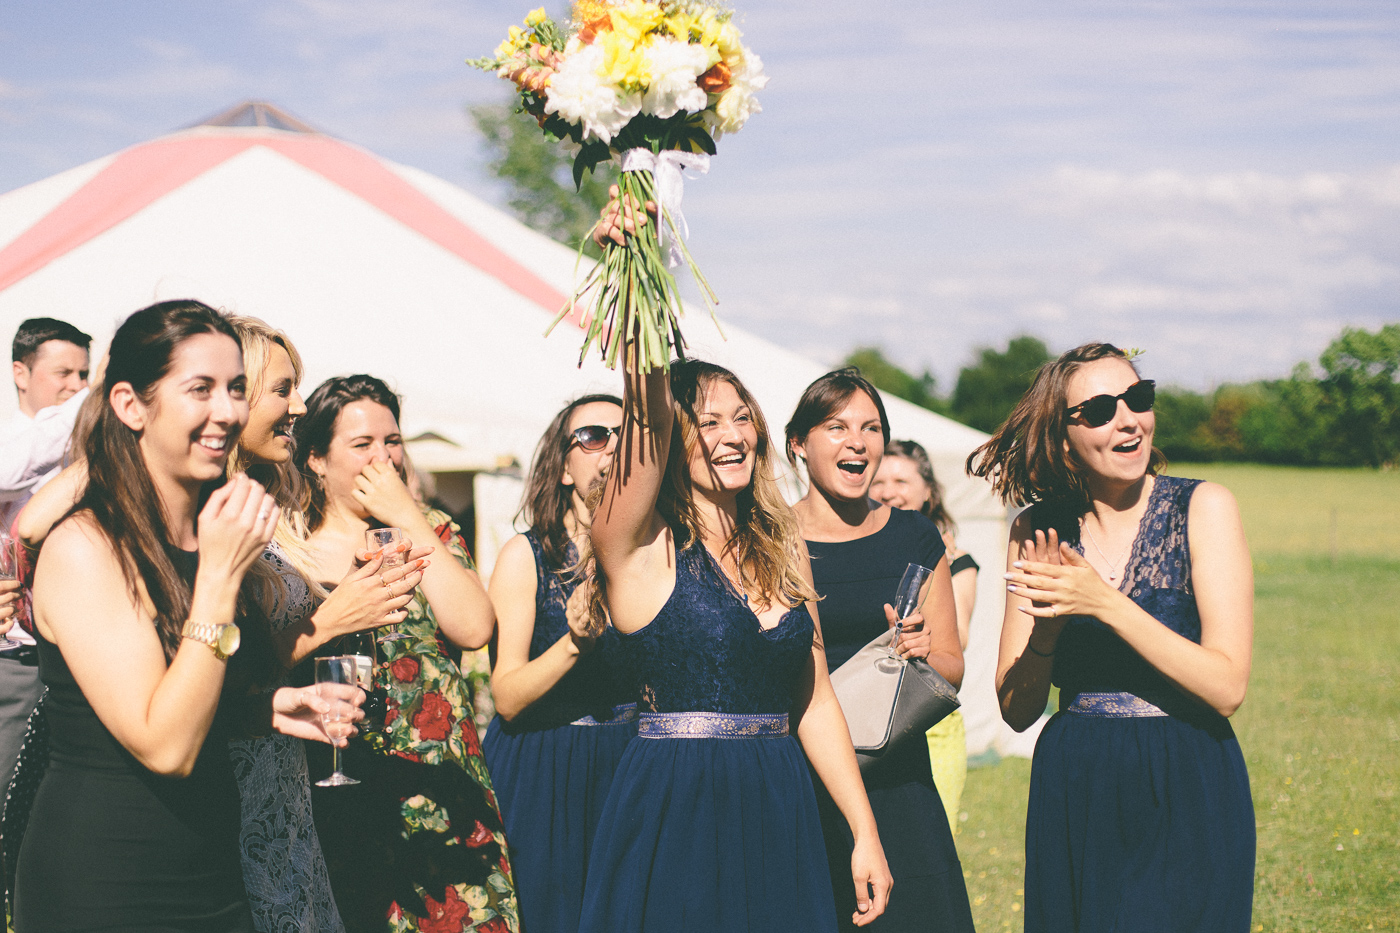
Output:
top-left (15, 548), bottom-right (254, 932)
top-left (577, 540), bottom-right (836, 933)
top-left (481, 532), bottom-right (637, 933)
top-left (1024, 476), bottom-right (1255, 932)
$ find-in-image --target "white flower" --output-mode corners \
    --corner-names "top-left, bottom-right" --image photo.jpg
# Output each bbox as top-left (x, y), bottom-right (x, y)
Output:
top-left (640, 37), bottom-right (711, 119)
top-left (545, 41), bottom-right (642, 143)
top-left (706, 48), bottom-right (767, 139)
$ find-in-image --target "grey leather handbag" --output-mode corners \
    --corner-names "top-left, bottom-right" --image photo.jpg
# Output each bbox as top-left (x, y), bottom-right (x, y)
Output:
top-left (830, 628), bottom-right (959, 775)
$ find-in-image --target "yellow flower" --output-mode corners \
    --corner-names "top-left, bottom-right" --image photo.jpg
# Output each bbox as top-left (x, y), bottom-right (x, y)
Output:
top-left (609, 0), bottom-right (663, 44)
top-left (598, 29), bottom-right (650, 89)
top-left (665, 11), bottom-right (697, 42)
top-left (716, 21), bottom-right (745, 69)
top-left (525, 7), bottom-right (547, 27)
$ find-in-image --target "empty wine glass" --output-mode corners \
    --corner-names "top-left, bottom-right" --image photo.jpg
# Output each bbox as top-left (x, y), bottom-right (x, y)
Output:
top-left (0, 531), bottom-right (24, 651)
top-left (314, 656), bottom-right (360, 787)
top-left (884, 562), bottom-right (932, 665)
top-left (366, 527), bottom-right (409, 642)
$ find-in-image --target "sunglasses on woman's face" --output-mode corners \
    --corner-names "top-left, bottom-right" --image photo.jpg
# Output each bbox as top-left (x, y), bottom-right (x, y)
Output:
top-left (569, 424), bottom-right (620, 452)
top-left (1065, 380), bottom-right (1155, 428)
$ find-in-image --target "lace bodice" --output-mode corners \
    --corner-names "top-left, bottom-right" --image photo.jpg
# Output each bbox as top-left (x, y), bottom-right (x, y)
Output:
top-left (511, 531), bottom-right (630, 729)
top-left (230, 541), bottom-right (344, 933)
top-left (616, 540), bottom-right (814, 715)
top-left (1028, 475), bottom-right (1206, 714)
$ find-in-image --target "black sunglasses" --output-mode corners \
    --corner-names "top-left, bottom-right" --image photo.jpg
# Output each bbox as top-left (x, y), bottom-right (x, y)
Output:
top-left (569, 424), bottom-right (620, 452)
top-left (1065, 380), bottom-right (1155, 427)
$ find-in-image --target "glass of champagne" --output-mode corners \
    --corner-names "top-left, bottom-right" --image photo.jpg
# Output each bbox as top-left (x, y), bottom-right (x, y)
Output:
top-left (883, 562), bottom-right (932, 666)
top-left (366, 527), bottom-right (408, 642)
top-left (0, 530), bottom-right (24, 651)
top-left (314, 656), bottom-right (360, 787)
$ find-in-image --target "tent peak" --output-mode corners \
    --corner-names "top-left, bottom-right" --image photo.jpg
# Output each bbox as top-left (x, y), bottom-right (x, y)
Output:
top-left (190, 101), bottom-right (319, 134)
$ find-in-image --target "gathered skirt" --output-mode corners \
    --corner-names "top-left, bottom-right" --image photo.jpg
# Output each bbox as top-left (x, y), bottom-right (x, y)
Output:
top-left (1025, 709), bottom-right (1255, 933)
top-left (482, 711), bottom-right (637, 933)
top-left (579, 716), bottom-right (836, 933)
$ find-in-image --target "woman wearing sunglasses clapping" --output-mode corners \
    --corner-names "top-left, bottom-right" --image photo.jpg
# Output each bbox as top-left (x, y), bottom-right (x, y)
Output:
top-left (968, 343), bottom-right (1255, 933)
top-left (482, 395), bottom-right (638, 933)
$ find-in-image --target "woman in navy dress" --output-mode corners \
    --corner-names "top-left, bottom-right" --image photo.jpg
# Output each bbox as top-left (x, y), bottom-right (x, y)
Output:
top-left (786, 370), bottom-right (975, 933)
top-left (970, 342), bottom-right (1255, 932)
top-left (579, 358), bottom-right (892, 933)
top-left (483, 394), bottom-right (638, 933)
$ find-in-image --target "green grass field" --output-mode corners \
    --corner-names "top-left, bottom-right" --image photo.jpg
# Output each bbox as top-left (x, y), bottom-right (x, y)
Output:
top-left (958, 464), bottom-right (1400, 931)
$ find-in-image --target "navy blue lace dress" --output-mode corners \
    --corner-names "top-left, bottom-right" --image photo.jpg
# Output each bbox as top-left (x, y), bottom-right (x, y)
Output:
top-left (481, 532), bottom-right (637, 933)
top-left (1024, 476), bottom-right (1255, 932)
top-left (806, 507), bottom-right (975, 933)
top-left (578, 540), bottom-right (836, 933)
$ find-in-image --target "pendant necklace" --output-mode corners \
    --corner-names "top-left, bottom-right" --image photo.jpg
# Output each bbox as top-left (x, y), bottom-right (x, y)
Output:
top-left (1083, 521), bottom-right (1133, 583)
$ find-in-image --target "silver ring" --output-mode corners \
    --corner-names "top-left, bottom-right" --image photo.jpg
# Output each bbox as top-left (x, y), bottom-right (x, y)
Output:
top-left (257, 506), bottom-right (273, 522)
top-left (1050, 608), bottom-right (1057, 618)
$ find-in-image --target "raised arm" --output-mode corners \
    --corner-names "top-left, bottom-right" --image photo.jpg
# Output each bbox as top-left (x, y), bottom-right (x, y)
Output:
top-left (589, 364), bottom-right (677, 634)
top-left (34, 477), bottom-right (277, 777)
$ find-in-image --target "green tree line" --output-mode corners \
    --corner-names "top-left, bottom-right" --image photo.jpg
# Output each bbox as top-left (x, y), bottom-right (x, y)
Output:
top-left (845, 325), bottom-right (1400, 468)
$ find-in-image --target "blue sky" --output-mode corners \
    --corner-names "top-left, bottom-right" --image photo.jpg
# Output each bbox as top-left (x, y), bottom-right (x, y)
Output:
top-left (3, 0), bottom-right (1398, 389)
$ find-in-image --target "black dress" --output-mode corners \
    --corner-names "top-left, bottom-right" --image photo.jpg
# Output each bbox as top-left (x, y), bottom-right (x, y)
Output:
top-left (14, 548), bottom-right (254, 932)
top-left (806, 507), bottom-right (975, 933)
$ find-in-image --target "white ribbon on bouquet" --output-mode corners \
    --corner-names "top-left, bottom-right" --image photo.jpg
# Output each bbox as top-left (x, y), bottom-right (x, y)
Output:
top-left (619, 148), bottom-right (711, 268)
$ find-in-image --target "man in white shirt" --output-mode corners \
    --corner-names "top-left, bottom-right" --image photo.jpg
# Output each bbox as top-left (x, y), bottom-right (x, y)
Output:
top-left (0, 317), bottom-right (91, 796)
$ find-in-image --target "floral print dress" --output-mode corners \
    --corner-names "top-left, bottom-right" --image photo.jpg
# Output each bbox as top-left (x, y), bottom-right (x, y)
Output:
top-left (310, 508), bottom-right (518, 933)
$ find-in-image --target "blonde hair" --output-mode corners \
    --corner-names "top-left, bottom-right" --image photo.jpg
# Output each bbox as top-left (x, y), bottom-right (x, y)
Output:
top-left (224, 315), bottom-right (327, 604)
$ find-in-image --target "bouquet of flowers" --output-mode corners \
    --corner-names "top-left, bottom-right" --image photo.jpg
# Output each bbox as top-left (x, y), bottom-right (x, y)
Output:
top-left (469, 0), bottom-right (767, 371)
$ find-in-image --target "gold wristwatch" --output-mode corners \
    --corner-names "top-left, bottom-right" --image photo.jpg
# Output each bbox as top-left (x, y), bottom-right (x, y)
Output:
top-left (181, 619), bottom-right (241, 660)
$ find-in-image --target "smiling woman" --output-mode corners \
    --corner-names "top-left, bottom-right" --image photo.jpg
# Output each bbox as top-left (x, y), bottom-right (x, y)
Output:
top-left (13, 301), bottom-right (363, 933)
top-left (967, 342), bottom-right (1256, 933)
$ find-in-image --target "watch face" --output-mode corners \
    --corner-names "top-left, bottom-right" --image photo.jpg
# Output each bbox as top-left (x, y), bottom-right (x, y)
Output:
top-left (217, 623), bottom-right (241, 658)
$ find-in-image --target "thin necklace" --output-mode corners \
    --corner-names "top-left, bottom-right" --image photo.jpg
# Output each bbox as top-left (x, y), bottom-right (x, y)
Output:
top-left (1083, 521), bottom-right (1133, 583)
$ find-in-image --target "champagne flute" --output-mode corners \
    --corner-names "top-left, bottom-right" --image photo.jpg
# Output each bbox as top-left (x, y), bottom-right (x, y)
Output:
top-left (0, 531), bottom-right (24, 651)
top-left (314, 656), bottom-right (360, 787)
top-left (886, 562), bottom-right (932, 664)
top-left (366, 527), bottom-right (409, 642)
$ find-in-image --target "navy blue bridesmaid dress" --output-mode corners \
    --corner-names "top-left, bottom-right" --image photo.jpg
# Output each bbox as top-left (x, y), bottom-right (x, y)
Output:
top-left (1024, 475), bottom-right (1255, 932)
top-left (578, 541), bottom-right (837, 933)
top-left (481, 532), bottom-right (637, 933)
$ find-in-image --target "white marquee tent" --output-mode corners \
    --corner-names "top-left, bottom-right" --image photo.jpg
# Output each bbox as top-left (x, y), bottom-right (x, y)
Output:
top-left (0, 102), bottom-right (1041, 758)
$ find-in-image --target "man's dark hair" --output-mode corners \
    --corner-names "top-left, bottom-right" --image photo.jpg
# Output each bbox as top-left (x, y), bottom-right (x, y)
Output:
top-left (12, 317), bottom-right (93, 366)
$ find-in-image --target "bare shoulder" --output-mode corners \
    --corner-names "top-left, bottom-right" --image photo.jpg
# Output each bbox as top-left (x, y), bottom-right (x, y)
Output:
top-left (1187, 481), bottom-right (1242, 524)
top-left (491, 533), bottom-right (537, 578)
top-left (39, 512), bottom-right (117, 571)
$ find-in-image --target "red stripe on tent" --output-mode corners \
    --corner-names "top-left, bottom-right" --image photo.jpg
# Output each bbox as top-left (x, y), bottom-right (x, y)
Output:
top-left (259, 136), bottom-right (586, 328)
top-left (0, 137), bottom-right (256, 294)
top-left (0, 132), bottom-right (589, 329)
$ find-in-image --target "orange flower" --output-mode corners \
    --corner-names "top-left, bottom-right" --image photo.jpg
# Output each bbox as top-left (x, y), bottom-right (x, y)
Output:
top-left (698, 60), bottom-right (732, 94)
top-left (573, 0), bottom-right (615, 43)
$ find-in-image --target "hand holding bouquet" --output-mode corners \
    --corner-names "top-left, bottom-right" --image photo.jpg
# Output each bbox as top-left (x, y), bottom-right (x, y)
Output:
top-left (470, 0), bottom-right (767, 372)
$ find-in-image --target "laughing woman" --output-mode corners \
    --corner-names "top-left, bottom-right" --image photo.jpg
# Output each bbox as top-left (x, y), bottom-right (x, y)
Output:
top-left (579, 357), bottom-right (891, 933)
top-left (969, 343), bottom-right (1254, 932)
top-left (14, 301), bottom-right (361, 932)
top-left (785, 369), bottom-right (975, 933)
top-left (294, 375), bottom-right (518, 933)
top-left (482, 394), bottom-right (638, 933)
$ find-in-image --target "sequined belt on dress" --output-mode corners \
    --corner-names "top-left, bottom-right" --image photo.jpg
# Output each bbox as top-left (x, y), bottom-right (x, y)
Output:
top-left (570, 703), bottom-right (639, 726)
top-left (637, 711), bottom-right (789, 739)
top-left (1064, 692), bottom-right (1168, 718)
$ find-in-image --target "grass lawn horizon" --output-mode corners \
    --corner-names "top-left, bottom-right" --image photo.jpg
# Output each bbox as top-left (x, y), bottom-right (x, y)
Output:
top-left (958, 463), bottom-right (1400, 931)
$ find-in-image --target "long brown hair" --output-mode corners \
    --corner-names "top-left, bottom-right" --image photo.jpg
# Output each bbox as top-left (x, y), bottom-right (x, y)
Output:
top-left (75, 300), bottom-right (254, 661)
top-left (520, 393), bottom-right (623, 572)
top-left (966, 342), bottom-right (1166, 517)
top-left (884, 439), bottom-right (955, 534)
top-left (660, 361), bottom-right (815, 610)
